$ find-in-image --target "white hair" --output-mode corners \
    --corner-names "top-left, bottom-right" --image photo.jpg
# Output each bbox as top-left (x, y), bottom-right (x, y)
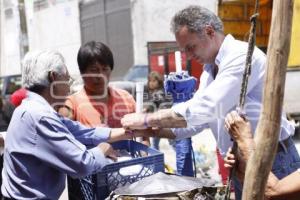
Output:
top-left (22, 50), bottom-right (67, 89)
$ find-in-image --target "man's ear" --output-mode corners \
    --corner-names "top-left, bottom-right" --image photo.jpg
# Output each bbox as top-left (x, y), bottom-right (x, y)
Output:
top-left (205, 25), bottom-right (215, 38)
top-left (48, 71), bottom-right (56, 83)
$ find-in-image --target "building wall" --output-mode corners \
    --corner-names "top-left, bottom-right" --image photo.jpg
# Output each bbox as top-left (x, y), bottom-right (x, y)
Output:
top-left (2, 0), bottom-right (218, 77)
top-left (130, 0), bottom-right (218, 66)
top-left (80, 0), bottom-right (217, 80)
top-left (79, 0), bottom-right (133, 80)
top-left (25, 0), bottom-right (81, 76)
top-left (1, 0), bottom-right (81, 76)
top-left (0, 0), bottom-right (22, 76)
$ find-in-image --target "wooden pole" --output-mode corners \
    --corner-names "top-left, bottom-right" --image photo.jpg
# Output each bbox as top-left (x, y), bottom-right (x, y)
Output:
top-left (242, 0), bottom-right (294, 199)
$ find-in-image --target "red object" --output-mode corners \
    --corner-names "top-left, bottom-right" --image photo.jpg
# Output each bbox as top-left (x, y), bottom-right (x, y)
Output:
top-left (147, 42), bottom-right (203, 89)
top-left (216, 148), bottom-right (229, 185)
top-left (10, 88), bottom-right (27, 107)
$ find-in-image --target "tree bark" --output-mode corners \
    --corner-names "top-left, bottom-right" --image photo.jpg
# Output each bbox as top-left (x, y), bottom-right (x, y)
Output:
top-left (242, 0), bottom-right (294, 199)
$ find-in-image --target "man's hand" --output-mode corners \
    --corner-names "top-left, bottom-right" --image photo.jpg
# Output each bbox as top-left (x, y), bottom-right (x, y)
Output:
top-left (131, 128), bottom-right (176, 139)
top-left (131, 129), bottom-right (155, 137)
top-left (265, 172), bottom-right (280, 199)
top-left (121, 113), bottom-right (147, 130)
top-left (224, 147), bottom-right (246, 182)
top-left (224, 147), bottom-right (236, 169)
top-left (225, 111), bottom-right (255, 161)
top-left (98, 142), bottom-right (117, 161)
top-left (225, 111), bottom-right (253, 143)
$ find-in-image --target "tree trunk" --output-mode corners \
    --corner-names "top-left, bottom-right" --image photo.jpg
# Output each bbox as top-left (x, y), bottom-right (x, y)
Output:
top-left (242, 0), bottom-right (294, 199)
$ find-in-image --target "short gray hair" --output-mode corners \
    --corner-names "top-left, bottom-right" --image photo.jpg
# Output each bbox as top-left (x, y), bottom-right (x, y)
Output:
top-left (22, 50), bottom-right (67, 89)
top-left (171, 5), bottom-right (223, 35)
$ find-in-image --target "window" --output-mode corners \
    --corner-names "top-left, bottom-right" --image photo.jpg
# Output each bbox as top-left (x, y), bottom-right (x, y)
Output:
top-left (33, 0), bottom-right (49, 12)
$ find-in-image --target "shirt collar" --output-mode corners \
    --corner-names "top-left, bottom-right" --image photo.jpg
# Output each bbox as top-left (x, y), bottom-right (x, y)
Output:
top-left (26, 91), bottom-right (56, 112)
top-left (215, 34), bottom-right (235, 67)
top-left (203, 64), bottom-right (213, 73)
top-left (204, 34), bottom-right (235, 74)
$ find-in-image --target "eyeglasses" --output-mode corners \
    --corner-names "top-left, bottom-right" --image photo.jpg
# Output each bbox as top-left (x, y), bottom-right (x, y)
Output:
top-left (49, 71), bottom-right (74, 85)
top-left (68, 76), bottom-right (75, 85)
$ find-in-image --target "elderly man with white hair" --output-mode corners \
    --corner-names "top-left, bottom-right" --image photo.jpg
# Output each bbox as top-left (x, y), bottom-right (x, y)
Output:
top-left (1, 50), bottom-right (139, 200)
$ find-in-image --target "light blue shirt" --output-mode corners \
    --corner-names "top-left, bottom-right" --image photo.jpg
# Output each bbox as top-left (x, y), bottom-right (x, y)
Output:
top-left (2, 92), bottom-right (111, 199)
top-left (172, 35), bottom-right (294, 156)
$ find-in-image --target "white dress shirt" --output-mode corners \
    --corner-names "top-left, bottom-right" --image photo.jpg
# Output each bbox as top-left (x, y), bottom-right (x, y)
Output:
top-left (172, 34), bottom-right (294, 156)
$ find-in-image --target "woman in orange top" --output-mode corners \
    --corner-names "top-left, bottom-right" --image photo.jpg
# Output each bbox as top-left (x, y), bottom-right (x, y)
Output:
top-left (59, 41), bottom-right (149, 145)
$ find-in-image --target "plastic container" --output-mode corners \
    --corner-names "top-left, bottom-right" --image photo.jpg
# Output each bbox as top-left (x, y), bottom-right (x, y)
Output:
top-left (78, 140), bottom-right (164, 200)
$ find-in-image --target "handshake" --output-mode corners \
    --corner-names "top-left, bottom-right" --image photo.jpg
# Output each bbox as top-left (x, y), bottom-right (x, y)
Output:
top-left (96, 109), bottom-right (186, 160)
top-left (97, 110), bottom-right (180, 161)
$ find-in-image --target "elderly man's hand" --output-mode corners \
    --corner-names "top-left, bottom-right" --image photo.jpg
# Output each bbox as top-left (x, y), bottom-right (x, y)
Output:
top-left (121, 113), bottom-right (147, 130)
top-left (224, 111), bottom-right (252, 143)
top-left (98, 142), bottom-right (117, 161)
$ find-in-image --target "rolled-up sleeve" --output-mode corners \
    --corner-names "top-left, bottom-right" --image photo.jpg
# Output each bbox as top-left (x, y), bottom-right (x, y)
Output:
top-left (34, 116), bottom-right (109, 178)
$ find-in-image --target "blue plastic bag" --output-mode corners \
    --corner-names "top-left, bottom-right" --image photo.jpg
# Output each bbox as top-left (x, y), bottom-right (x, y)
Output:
top-left (164, 71), bottom-right (197, 103)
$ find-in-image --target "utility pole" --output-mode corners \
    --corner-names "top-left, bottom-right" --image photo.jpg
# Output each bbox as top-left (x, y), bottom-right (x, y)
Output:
top-left (18, 0), bottom-right (28, 59)
top-left (242, 0), bottom-right (294, 199)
